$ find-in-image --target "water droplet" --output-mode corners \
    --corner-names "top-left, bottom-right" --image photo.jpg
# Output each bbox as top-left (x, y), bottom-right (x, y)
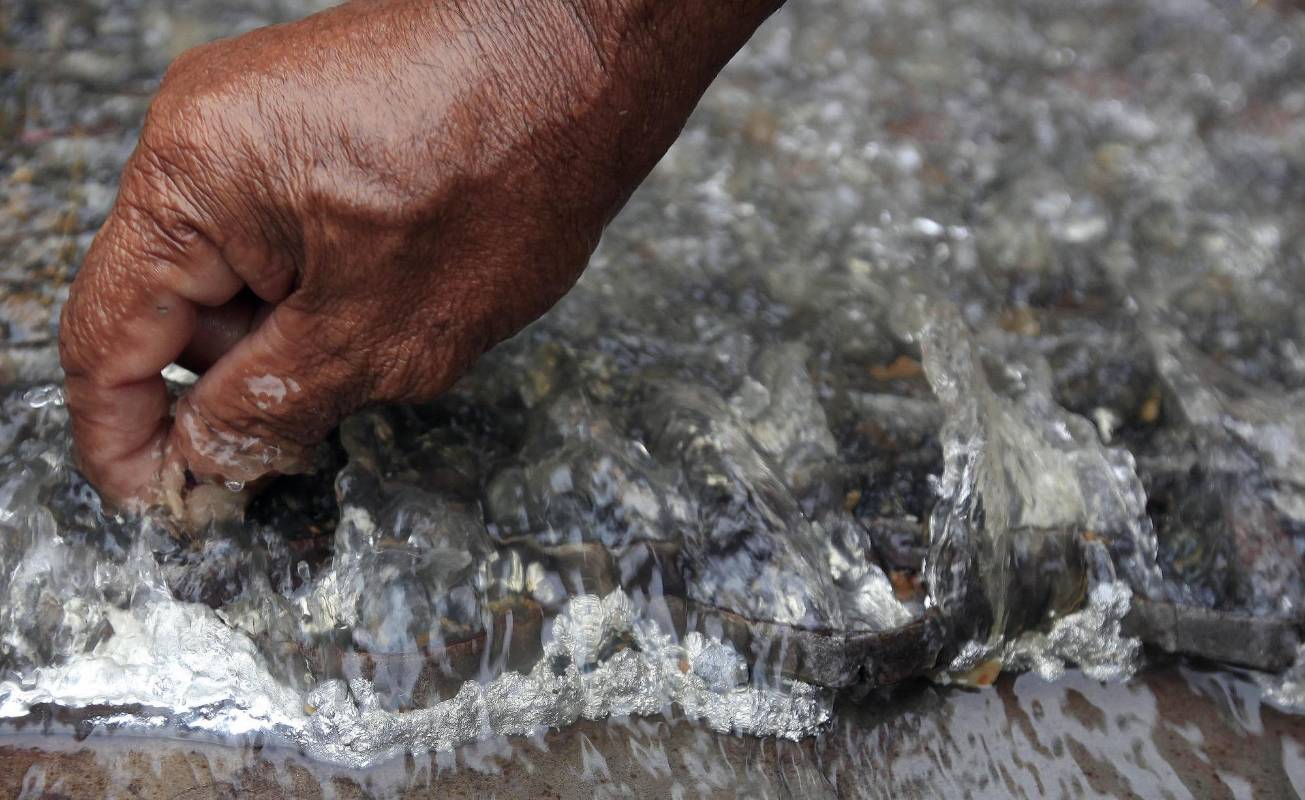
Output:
top-left (22, 385), bottom-right (64, 409)
top-left (224, 480), bottom-right (245, 493)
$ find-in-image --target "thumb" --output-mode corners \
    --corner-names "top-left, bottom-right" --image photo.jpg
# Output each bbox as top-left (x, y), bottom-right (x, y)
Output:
top-left (161, 302), bottom-right (365, 523)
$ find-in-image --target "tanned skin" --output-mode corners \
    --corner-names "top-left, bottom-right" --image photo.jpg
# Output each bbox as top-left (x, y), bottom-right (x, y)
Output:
top-left (58, 0), bottom-right (784, 527)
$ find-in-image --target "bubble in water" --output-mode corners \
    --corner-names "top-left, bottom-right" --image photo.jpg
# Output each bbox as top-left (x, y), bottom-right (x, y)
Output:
top-left (225, 480), bottom-right (245, 493)
top-left (22, 385), bottom-right (64, 409)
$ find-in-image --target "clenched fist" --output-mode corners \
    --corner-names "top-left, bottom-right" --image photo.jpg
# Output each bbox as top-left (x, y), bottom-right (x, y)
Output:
top-left (59, 0), bottom-right (781, 527)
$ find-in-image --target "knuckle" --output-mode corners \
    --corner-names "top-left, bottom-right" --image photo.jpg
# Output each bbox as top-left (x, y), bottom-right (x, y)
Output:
top-left (133, 113), bottom-right (206, 206)
top-left (159, 41), bottom-right (212, 86)
top-left (117, 135), bottom-right (227, 277)
top-left (110, 185), bottom-right (201, 277)
top-left (135, 59), bottom-right (249, 219)
top-left (154, 40), bottom-right (223, 115)
top-left (143, 76), bottom-right (207, 158)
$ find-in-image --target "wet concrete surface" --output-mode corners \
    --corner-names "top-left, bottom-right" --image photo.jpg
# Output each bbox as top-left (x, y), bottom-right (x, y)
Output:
top-left (2, 665), bottom-right (1302, 798)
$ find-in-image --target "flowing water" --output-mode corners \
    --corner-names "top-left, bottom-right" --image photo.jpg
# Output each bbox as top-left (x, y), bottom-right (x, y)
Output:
top-left (1, 0), bottom-right (1304, 795)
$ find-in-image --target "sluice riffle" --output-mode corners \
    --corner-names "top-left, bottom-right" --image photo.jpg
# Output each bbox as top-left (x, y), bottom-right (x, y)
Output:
top-left (2, 0), bottom-right (1305, 793)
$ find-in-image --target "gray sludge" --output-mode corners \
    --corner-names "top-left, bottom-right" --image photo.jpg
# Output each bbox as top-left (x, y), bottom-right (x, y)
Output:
top-left (2, 0), bottom-right (1305, 768)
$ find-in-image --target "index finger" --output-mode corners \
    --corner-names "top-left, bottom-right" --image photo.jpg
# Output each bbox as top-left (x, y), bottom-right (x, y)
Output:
top-left (59, 198), bottom-right (242, 506)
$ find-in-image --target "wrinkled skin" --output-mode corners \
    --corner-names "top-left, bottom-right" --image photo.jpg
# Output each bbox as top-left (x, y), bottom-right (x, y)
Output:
top-left (58, 0), bottom-right (781, 527)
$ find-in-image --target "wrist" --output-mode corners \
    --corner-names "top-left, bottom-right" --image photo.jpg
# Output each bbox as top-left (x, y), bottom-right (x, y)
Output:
top-left (546, 0), bottom-right (784, 187)
top-left (563, 0), bottom-right (785, 74)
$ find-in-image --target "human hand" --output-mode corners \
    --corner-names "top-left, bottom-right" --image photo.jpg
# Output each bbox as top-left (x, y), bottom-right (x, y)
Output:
top-left (58, 0), bottom-right (781, 528)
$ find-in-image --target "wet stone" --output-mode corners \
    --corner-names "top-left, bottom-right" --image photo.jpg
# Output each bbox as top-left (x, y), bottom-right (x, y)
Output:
top-left (484, 391), bottom-right (692, 548)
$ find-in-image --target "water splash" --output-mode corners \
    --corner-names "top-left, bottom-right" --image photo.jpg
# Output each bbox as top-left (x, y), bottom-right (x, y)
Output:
top-left (21, 386), bottom-right (63, 410)
top-left (0, 590), bottom-right (829, 769)
top-left (2, 0), bottom-right (1305, 774)
top-left (920, 305), bottom-right (1159, 676)
top-left (1259, 646), bottom-right (1305, 714)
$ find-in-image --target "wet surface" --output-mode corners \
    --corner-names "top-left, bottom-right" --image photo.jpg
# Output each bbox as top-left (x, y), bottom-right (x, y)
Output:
top-left (1, 667), bottom-right (1302, 798)
top-left (2, 0), bottom-right (1305, 794)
